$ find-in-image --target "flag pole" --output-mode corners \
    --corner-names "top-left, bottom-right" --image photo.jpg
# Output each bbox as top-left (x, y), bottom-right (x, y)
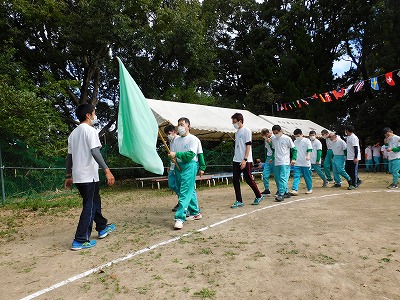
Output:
top-left (158, 129), bottom-right (181, 172)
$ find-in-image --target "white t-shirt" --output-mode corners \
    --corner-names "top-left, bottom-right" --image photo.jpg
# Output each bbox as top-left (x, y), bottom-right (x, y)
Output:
top-left (271, 134), bottom-right (295, 166)
top-left (172, 133), bottom-right (203, 162)
top-left (387, 134), bottom-right (400, 161)
top-left (364, 147), bottom-right (372, 160)
top-left (381, 145), bottom-right (388, 159)
top-left (294, 137), bottom-right (312, 167)
top-left (310, 138), bottom-right (322, 164)
top-left (372, 145), bottom-right (381, 157)
top-left (346, 133), bottom-right (361, 160)
top-left (68, 123), bottom-right (102, 183)
top-left (233, 126), bottom-right (253, 163)
top-left (264, 139), bottom-right (273, 157)
top-left (331, 139), bottom-right (347, 156)
top-left (325, 137), bottom-right (333, 150)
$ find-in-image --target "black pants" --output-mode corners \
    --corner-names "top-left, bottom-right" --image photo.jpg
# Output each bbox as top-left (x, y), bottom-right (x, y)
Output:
top-left (74, 182), bottom-right (107, 243)
top-left (345, 160), bottom-right (359, 187)
top-left (233, 161), bottom-right (262, 202)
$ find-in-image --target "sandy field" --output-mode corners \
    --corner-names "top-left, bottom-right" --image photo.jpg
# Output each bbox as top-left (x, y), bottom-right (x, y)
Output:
top-left (0, 171), bottom-right (399, 300)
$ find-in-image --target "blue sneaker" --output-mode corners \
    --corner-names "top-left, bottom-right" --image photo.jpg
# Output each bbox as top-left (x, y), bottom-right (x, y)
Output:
top-left (71, 240), bottom-right (96, 251)
top-left (231, 201), bottom-right (244, 208)
top-left (252, 196), bottom-right (264, 205)
top-left (98, 223), bottom-right (115, 239)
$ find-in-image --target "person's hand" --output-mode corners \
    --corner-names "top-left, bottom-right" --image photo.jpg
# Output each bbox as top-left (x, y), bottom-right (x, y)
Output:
top-left (64, 178), bottom-right (73, 190)
top-left (387, 148), bottom-right (392, 152)
top-left (353, 158), bottom-right (359, 164)
top-left (306, 156), bottom-right (310, 161)
top-left (105, 169), bottom-right (115, 187)
top-left (268, 159), bottom-right (273, 164)
top-left (199, 170), bottom-right (204, 177)
top-left (168, 152), bottom-right (176, 159)
top-left (315, 161), bottom-right (319, 165)
top-left (291, 160), bottom-right (296, 166)
top-left (240, 160), bottom-right (246, 170)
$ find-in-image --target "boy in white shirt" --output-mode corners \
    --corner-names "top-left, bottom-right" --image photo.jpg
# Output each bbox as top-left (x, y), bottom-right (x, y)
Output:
top-left (381, 144), bottom-right (389, 173)
top-left (290, 129), bottom-right (313, 195)
top-left (383, 127), bottom-right (400, 189)
top-left (169, 117), bottom-right (206, 229)
top-left (261, 128), bottom-right (274, 196)
top-left (309, 130), bottom-right (328, 187)
top-left (329, 133), bottom-right (352, 188)
top-left (372, 142), bottom-right (381, 172)
top-left (271, 125), bottom-right (297, 202)
top-left (65, 104), bottom-right (115, 250)
top-left (230, 113), bottom-right (263, 208)
top-left (321, 129), bottom-right (334, 182)
top-left (364, 145), bottom-right (373, 172)
top-left (345, 125), bottom-right (362, 190)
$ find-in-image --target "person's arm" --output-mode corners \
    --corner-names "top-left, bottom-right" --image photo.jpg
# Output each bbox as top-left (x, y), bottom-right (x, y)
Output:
top-left (390, 146), bottom-right (400, 152)
top-left (64, 154), bottom-right (73, 190)
top-left (316, 149), bottom-right (322, 163)
top-left (354, 146), bottom-right (359, 162)
top-left (291, 147), bottom-right (297, 165)
top-left (306, 148), bottom-right (312, 160)
top-left (198, 153), bottom-right (206, 173)
top-left (91, 147), bottom-right (115, 187)
top-left (175, 150), bottom-right (196, 163)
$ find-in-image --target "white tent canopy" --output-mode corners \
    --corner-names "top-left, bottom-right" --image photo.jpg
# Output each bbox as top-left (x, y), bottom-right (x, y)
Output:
top-left (147, 99), bottom-right (328, 140)
top-left (147, 99), bottom-right (271, 140)
top-left (259, 115), bottom-right (329, 137)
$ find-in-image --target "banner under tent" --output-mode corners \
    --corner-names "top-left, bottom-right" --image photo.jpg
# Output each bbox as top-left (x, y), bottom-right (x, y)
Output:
top-left (146, 99), bottom-right (329, 140)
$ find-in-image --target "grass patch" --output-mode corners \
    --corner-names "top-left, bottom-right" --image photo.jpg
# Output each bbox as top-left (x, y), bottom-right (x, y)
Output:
top-left (194, 288), bottom-right (216, 299)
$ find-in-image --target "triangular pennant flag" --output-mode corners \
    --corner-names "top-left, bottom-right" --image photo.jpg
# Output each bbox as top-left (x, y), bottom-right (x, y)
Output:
top-left (397, 70), bottom-right (400, 77)
top-left (332, 88), bottom-right (345, 100)
top-left (324, 92), bottom-right (332, 102)
top-left (292, 102), bottom-right (297, 108)
top-left (297, 100), bottom-right (302, 108)
top-left (281, 104), bottom-right (284, 111)
top-left (344, 84), bottom-right (353, 96)
top-left (312, 94), bottom-right (319, 99)
top-left (318, 94), bottom-right (326, 102)
top-left (117, 57), bottom-right (164, 175)
top-left (385, 72), bottom-right (395, 86)
top-left (288, 103), bottom-right (292, 109)
top-left (276, 103), bottom-right (280, 111)
top-left (301, 99), bottom-right (309, 105)
top-left (284, 103), bottom-right (288, 110)
top-left (370, 77), bottom-right (379, 90)
top-left (354, 81), bottom-right (364, 92)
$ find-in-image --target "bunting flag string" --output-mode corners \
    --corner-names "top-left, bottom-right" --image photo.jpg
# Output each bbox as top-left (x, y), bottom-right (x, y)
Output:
top-left (274, 68), bottom-right (400, 112)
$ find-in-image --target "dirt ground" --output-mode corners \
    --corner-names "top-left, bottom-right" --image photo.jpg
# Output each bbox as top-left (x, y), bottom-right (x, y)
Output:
top-left (1, 172), bottom-right (399, 300)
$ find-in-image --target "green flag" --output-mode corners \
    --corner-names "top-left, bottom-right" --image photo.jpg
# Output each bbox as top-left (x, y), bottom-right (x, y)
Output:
top-left (117, 57), bottom-right (164, 175)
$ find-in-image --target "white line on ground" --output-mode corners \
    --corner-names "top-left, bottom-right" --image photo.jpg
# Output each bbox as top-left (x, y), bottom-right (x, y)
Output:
top-left (20, 189), bottom-right (398, 300)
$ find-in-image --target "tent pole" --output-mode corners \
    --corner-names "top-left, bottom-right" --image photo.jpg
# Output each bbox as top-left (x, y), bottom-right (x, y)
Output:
top-left (0, 144), bottom-right (6, 205)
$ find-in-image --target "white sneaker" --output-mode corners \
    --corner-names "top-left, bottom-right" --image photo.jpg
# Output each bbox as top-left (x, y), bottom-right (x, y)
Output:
top-left (174, 219), bottom-right (184, 229)
top-left (289, 190), bottom-right (298, 196)
top-left (186, 213), bottom-right (202, 221)
top-left (305, 190), bottom-right (313, 194)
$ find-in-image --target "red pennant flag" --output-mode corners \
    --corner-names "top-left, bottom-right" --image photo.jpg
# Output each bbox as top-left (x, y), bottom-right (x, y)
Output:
top-left (280, 104), bottom-right (284, 111)
top-left (297, 100), bottom-right (302, 108)
top-left (284, 103), bottom-right (288, 110)
top-left (324, 92), bottom-right (332, 102)
top-left (312, 94), bottom-right (318, 99)
top-left (332, 88), bottom-right (345, 100)
top-left (385, 72), bottom-right (395, 86)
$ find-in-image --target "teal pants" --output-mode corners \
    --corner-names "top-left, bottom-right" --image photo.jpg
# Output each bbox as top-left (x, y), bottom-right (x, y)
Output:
top-left (262, 156), bottom-right (274, 190)
top-left (365, 159), bottom-right (373, 172)
top-left (292, 166), bottom-right (313, 191)
top-left (382, 158), bottom-right (388, 172)
top-left (389, 159), bottom-right (400, 185)
top-left (168, 169), bottom-right (179, 196)
top-left (273, 165), bottom-right (290, 196)
top-left (323, 149), bottom-right (333, 181)
top-left (174, 161), bottom-right (200, 222)
top-left (312, 163), bottom-right (327, 183)
top-left (373, 156), bottom-right (381, 172)
top-left (332, 155), bottom-right (350, 184)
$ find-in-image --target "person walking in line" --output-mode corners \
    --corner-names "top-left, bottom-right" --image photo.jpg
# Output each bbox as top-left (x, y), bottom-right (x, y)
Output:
top-left (364, 144), bottom-right (373, 172)
top-left (381, 143), bottom-right (389, 173)
top-left (65, 104), bottom-right (115, 251)
top-left (168, 117), bottom-right (206, 229)
top-left (271, 125), bottom-right (297, 202)
top-left (372, 142), bottom-right (381, 172)
top-left (290, 129), bottom-right (313, 195)
top-left (230, 113), bottom-right (263, 208)
top-left (383, 127), bottom-right (400, 189)
top-left (260, 128), bottom-right (274, 196)
top-left (321, 129), bottom-right (334, 183)
top-left (345, 125), bottom-right (362, 190)
top-left (329, 133), bottom-right (352, 188)
top-left (309, 130), bottom-right (328, 187)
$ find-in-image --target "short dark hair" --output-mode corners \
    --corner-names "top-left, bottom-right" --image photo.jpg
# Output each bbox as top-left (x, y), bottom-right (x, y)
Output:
top-left (164, 124), bottom-right (176, 134)
top-left (321, 129), bottom-right (329, 135)
top-left (261, 128), bottom-right (269, 136)
top-left (345, 125), bottom-right (355, 133)
top-left (231, 113), bottom-right (244, 124)
top-left (272, 125), bottom-right (281, 132)
top-left (294, 128), bottom-right (302, 135)
top-left (309, 130), bottom-right (316, 135)
top-left (383, 127), bottom-right (392, 134)
top-left (76, 104), bottom-right (95, 122)
top-left (178, 117), bottom-right (190, 125)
